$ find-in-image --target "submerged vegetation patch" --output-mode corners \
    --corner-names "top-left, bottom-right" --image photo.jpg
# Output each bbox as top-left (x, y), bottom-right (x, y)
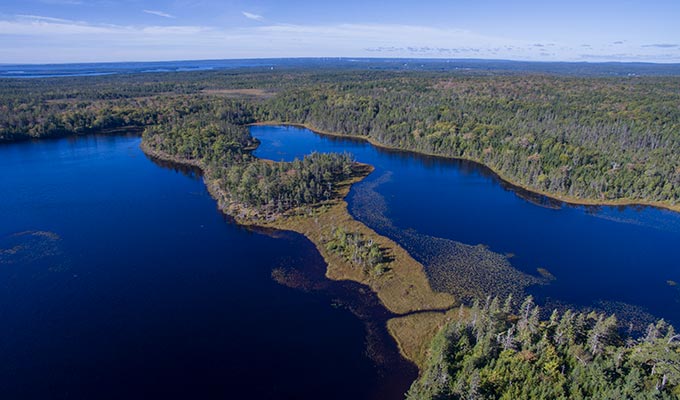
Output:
top-left (349, 169), bottom-right (673, 334)
top-left (0, 230), bottom-right (69, 272)
top-left (271, 267), bottom-right (318, 292)
top-left (537, 267), bottom-right (557, 281)
top-left (350, 170), bottom-right (547, 302)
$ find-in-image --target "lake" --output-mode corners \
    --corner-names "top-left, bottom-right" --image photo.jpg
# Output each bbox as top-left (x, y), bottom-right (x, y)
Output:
top-left (3, 125), bottom-right (679, 399)
top-left (0, 133), bottom-right (415, 399)
top-left (252, 125), bottom-right (680, 328)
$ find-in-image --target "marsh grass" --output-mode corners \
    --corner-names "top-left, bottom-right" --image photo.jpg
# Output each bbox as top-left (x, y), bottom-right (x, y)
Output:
top-left (350, 170), bottom-right (548, 303)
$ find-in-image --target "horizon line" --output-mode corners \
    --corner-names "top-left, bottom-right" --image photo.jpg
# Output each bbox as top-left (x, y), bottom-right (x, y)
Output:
top-left (3, 56), bottom-right (680, 67)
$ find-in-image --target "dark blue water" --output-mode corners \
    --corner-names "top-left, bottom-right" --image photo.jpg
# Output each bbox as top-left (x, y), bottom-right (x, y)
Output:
top-left (0, 134), bottom-right (415, 399)
top-left (252, 125), bottom-right (680, 327)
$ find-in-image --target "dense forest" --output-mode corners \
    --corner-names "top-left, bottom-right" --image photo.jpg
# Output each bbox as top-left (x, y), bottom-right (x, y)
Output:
top-left (260, 76), bottom-right (680, 204)
top-left (1, 68), bottom-right (678, 207)
top-left (408, 296), bottom-right (680, 399)
top-left (141, 103), bottom-right (358, 217)
top-left (141, 98), bottom-right (256, 164)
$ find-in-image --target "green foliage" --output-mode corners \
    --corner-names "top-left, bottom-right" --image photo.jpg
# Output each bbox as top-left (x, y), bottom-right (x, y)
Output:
top-left (140, 103), bottom-right (355, 215)
top-left (261, 76), bottom-right (680, 205)
top-left (408, 296), bottom-right (680, 399)
top-left (2, 69), bottom-right (678, 205)
top-left (213, 151), bottom-right (354, 213)
top-left (325, 227), bottom-right (388, 276)
top-left (141, 99), bottom-right (255, 163)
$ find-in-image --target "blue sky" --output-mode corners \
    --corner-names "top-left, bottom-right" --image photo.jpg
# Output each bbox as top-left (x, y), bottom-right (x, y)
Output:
top-left (1, 0), bottom-right (679, 63)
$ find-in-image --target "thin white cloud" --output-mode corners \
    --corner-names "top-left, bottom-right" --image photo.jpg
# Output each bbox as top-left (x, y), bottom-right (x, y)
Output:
top-left (242, 11), bottom-right (264, 22)
top-left (642, 43), bottom-right (679, 48)
top-left (143, 10), bottom-right (176, 19)
top-left (17, 14), bottom-right (75, 24)
top-left (40, 0), bottom-right (83, 4)
top-left (0, 16), bottom-right (203, 37)
top-left (4, 16), bottom-right (122, 35)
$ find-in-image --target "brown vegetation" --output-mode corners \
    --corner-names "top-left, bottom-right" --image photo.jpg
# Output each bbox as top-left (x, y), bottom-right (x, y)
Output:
top-left (142, 142), bottom-right (457, 369)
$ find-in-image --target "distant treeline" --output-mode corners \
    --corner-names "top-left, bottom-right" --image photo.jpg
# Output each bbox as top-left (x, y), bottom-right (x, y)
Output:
top-left (409, 295), bottom-right (680, 399)
top-left (1, 68), bottom-right (679, 205)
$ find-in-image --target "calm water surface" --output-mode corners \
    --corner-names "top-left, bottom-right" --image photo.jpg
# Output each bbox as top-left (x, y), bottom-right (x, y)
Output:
top-left (4, 126), bottom-right (680, 399)
top-left (252, 125), bottom-right (680, 326)
top-left (0, 134), bottom-right (414, 399)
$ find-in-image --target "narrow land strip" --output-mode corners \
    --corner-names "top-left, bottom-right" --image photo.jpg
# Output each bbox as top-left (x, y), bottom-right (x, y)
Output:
top-left (141, 141), bottom-right (457, 369)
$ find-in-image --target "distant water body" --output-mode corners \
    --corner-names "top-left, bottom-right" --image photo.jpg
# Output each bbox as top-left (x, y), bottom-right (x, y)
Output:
top-left (0, 60), bottom-right (274, 78)
top-left (3, 58), bottom-right (680, 78)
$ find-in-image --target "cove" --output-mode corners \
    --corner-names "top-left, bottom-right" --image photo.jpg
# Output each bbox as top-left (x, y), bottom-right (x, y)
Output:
top-left (252, 125), bottom-right (680, 328)
top-left (0, 133), bottom-right (415, 399)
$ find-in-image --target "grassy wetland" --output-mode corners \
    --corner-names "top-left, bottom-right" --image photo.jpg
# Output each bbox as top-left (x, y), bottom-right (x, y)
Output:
top-left (252, 173), bottom-right (457, 366)
top-left (142, 127), bottom-right (457, 368)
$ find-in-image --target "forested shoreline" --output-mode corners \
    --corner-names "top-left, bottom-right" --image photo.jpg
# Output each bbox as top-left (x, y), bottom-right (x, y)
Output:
top-left (139, 102), bottom-right (360, 219)
top-left (2, 68), bottom-right (678, 210)
top-left (408, 296), bottom-right (680, 399)
top-left (259, 76), bottom-right (679, 206)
